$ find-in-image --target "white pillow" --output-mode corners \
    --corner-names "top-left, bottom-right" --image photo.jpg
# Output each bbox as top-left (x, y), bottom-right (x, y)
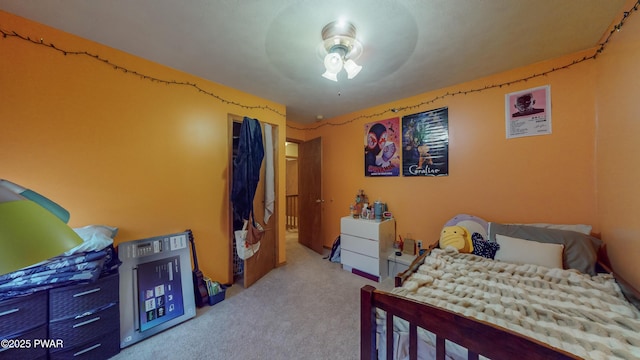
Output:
top-left (67, 225), bottom-right (118, 255)
top-left (494, 234), bottom-right (564, 269)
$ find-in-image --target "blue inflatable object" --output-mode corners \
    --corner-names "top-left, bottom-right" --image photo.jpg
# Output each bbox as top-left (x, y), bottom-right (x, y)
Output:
top-left (0, 180), bottom-right (81, 275)
top-left (0, 179), bottom-right (70, 223)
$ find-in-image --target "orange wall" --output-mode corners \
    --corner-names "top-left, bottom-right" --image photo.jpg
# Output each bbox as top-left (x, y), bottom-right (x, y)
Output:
top-left (285, 120), bottom-right (310, 142)
top-left (3, 8), bottom-right (638, 290)
top-left (595, 10), bottom-right (640, 288)
top-left (0, 11), bottom-right (288, 283)
top-left (293, 51), bottom-right (598, 248)
top-left (288, 12), bottom-right (640, 289)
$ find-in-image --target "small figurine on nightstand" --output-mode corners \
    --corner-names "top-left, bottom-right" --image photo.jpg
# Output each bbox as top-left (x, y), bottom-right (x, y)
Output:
top-left (361, 203), bottom-right (369, 219)
top-left (351, 189), bottom-right (368, 218)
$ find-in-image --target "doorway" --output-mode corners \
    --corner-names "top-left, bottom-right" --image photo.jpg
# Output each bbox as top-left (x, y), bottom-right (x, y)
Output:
top-left (285, 141), bottom-right (299, 232)
top-left (228, 116), bottom-right (277, 288)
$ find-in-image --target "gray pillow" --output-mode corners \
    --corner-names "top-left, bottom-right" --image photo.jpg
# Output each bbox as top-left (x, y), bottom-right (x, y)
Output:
top-left (488, 223), bottom-right (602, 275)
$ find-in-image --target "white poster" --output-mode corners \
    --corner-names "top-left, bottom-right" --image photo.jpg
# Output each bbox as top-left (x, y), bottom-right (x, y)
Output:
top-left (505, 85), bottom-right (552, 139)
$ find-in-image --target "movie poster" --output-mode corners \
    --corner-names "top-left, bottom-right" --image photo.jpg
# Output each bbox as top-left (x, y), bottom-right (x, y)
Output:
top-left (505, 85), bottom-right (552, 139)
top-left (402, 107), bottom-right (449, 177)
top-left (364, 117), bottom-right (400, 177)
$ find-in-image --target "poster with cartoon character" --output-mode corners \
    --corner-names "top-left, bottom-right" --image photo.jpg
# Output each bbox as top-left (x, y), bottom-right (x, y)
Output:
top-left (402, 107), bottom-right (449, 177)
top-left (505, 85), bottom-right (552, 139)
top-left (364, 117), bottom-right (400, 177)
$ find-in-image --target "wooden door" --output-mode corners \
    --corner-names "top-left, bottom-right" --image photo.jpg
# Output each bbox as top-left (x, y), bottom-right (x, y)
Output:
top-left (298, 137), bottom-right (323, 254)
top-left (229, 117), bottom-right (277, 288)
top-left (243, 163), bottom-right (276, 287)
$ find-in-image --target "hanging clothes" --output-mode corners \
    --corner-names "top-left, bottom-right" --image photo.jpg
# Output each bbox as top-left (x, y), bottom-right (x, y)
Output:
top-left (231, 117), bottom-right (264, 222)
top-left (263, 123), bottom-right (275, 224)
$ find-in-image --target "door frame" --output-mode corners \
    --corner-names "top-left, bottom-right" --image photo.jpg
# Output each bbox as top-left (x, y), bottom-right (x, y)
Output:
top-left (227, 114), bottom-right (279, 287)
top-left (285, 138), bottom-right (301, 232)
top-left (227, 115), bottom-right (240, 283)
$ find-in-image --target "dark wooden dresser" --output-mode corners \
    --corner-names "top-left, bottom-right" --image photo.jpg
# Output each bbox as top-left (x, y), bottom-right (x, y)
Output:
top-left (0, 290), bottom-right (49, 360)
top-left (0, 272), bottom-right (120, 360)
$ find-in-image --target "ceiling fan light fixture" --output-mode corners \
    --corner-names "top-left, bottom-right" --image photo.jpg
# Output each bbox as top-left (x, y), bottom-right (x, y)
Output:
top-left (344, 59), bottom-right (362, 79)
top-left (323, 51), bottom-right (344, 73)
top-left (322, 70), bottom-right (339, 82)
top-left (319, 20), bottom-right (363, 81)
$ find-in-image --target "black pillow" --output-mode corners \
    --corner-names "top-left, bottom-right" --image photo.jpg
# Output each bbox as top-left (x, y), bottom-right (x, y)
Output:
top-left (471, 237), bottom-right (500, 259)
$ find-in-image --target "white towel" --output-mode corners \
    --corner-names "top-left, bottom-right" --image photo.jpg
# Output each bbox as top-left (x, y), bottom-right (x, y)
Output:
top-left (263, 123), bottom-right (275, 224)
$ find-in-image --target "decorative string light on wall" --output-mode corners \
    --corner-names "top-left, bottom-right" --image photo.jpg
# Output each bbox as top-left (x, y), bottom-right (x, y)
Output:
top-left (2, 0), bottom-right (637, 128)
top-left (288, 1), bottom-right (640, 131)
top-left (0, 28), bottom-right (286, 118)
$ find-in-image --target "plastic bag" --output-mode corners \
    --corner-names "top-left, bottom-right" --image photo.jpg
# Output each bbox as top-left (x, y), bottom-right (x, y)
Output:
top-left (234, 220), bottom-right (260, 260)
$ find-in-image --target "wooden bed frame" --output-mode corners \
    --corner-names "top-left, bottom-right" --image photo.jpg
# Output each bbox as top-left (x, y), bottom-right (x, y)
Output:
top-left (360, 244), bottom-right (640, 360)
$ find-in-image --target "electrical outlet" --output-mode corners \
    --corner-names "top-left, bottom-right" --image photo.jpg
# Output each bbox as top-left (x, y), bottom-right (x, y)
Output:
top-left (417, 240), bottom-right (423, 249)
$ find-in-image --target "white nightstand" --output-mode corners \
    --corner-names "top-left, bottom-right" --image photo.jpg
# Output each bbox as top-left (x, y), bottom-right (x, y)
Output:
top-left (387, 252), bottom-right (418, 278)
top-left (340, 216), bottom-right (395, 282)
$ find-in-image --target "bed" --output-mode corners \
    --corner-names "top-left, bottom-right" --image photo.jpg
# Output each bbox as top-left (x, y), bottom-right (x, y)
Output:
top-left (361, 220), bottom-right (640, 360)
top-left (0, 180), bottom-right (121, 300)
top-left (0, 224), bottom-right (121, 301)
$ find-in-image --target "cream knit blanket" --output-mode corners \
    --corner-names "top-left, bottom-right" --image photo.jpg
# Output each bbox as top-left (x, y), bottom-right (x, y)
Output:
top-left (391, 248), bottom-right (640, 360)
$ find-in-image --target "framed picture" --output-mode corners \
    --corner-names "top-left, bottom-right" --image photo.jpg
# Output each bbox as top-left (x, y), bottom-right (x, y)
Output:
top-left (505, 85), bottom-right (552, 139)
top-left (402, 107), bottom-right (449, 177)
top-left (364, 117), bottom-right (400, 177)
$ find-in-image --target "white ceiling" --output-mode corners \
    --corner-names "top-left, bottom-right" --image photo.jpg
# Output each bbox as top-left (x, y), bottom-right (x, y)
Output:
top-left (0, 0), bottom-right (626, 124)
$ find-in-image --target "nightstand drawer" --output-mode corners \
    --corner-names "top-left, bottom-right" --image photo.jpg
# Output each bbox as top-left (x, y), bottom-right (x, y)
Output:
top-left (388, 253), bottom-right (417, 278)
top-left (341, 217), bottom-right (383, 239)
top-left (49, 302), bottom-right (119, 348)
top-left (49, 272), bottom-right (119, 321)
top-left (0, 291), bottom-right (48, 336)
top-left (341, 234), bottom-right (379, 258)
top-left (341, 249), bottom-right (379, 276)
top-left (388, 260), bottom-right (411, 277)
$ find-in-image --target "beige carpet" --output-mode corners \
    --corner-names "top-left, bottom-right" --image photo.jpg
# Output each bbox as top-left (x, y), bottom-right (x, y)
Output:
top-left (111, 231), bottom-right (394, 360)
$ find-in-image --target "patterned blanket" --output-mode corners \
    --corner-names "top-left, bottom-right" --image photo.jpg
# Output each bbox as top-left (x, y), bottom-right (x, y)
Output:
top-left (392, 248), bottom-right (640, 360)
top-left (0, 245), bottom-right (120, 301)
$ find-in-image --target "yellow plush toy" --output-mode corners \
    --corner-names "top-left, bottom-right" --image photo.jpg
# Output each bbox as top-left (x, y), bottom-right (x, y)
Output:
top-left (439, 226), bottom-right (474, 253)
